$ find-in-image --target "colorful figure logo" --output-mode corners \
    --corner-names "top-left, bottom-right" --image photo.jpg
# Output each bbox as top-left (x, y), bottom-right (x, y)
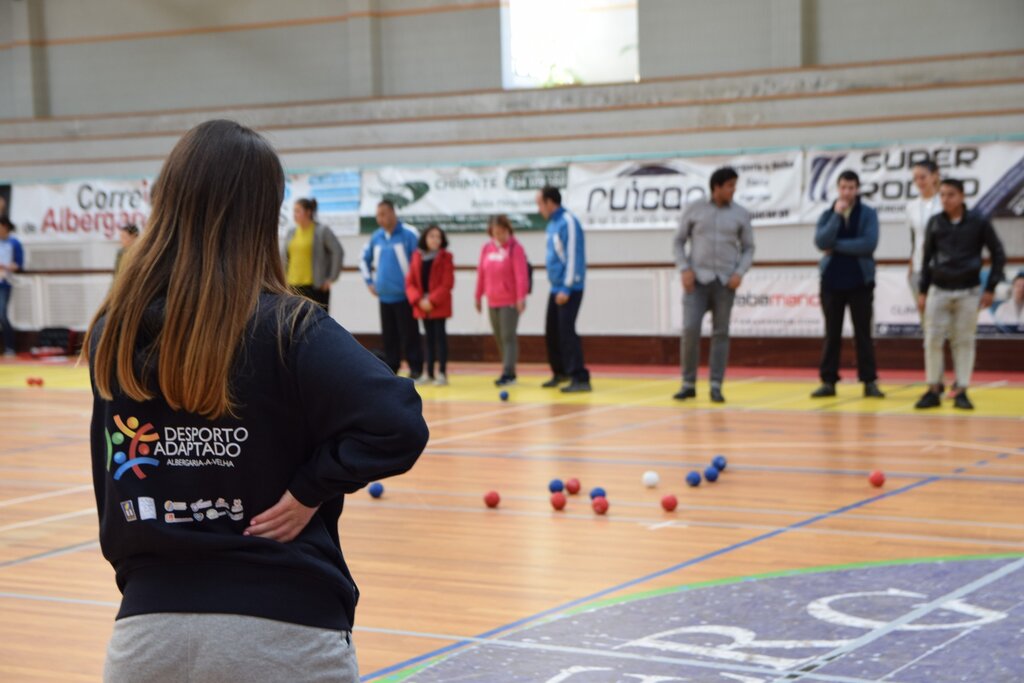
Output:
top-left (105, 415), bottom-right (160, 480)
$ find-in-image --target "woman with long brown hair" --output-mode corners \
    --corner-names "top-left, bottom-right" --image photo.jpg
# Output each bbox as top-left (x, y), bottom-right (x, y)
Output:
top-left (84, 119), bottom-right (427, 682)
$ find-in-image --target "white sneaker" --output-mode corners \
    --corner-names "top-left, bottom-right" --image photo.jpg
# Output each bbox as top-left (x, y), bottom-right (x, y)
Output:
top-left (414, 375), bottom-right (432, 386)
top-left (3, 349), bottom-right (15, 358)
top-left (434, 373), bottom-right (448, 386)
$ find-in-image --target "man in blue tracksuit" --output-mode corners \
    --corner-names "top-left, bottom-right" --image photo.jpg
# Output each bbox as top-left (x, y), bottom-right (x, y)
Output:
top-left (537, 187), bottom-right (591, 393)
top-left (360, 200), bottom-right (423, 377)
top-left (0, 216), bottom-right (25, 356)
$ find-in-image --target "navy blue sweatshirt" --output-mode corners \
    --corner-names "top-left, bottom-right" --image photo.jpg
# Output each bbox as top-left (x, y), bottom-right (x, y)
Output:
top-left (89, 294), bottom-right (428, 631)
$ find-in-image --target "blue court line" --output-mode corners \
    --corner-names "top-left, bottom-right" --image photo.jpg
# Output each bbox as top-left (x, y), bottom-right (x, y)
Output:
top-left (0, 539), bottom-right (98, 569)
top-left (359, 475), bottom-right (940, 681)
top-left (424, 448), bottom-right (1024, 484)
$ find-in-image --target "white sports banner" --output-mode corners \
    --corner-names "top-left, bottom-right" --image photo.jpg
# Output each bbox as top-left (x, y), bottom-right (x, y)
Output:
top-left (669, 264), bottom-right (1024, 337)
top-left (567, 152), bottom-right (803, 230)
top-left (801, 141), bottom-right (1024, 223)
top-left (359, 164), bottom-right (569, 232)
top-left (281, 170), bottom-right (361, 238)
top-left (9, 178), bottom-right (153, 243)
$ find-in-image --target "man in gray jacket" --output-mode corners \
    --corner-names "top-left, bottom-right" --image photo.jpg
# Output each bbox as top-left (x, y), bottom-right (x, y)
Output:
top-left (673, 167), bottom-right (755, 403)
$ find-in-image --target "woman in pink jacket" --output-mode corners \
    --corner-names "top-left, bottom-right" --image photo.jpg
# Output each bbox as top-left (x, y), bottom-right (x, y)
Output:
top-left (475, 215), bottom-right (529, 386)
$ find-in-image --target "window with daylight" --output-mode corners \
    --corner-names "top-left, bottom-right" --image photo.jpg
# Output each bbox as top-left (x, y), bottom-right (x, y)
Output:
top-left (501, 0), bottom-right (639, 89)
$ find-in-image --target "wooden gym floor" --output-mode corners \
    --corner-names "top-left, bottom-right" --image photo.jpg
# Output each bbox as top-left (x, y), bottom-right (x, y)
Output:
top-left (0, 359), bottom-right (1022, 682)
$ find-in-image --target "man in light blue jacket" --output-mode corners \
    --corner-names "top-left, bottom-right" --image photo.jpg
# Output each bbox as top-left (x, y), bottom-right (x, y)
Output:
top-left (360, 200), bottom-right (423, 378)
top-left (537, 186), bottom-right (591, 393)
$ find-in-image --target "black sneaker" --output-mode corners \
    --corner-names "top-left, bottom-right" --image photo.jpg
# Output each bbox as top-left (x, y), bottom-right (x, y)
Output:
top-left (542, 375), bottom-right (570, 388)
top-left (494, 375), bottom-right (517, 387)
top-left (811, 383), bottom-right (836, 398)
top-left (863, 382), bottom-right (885, 398)
top-left (915, 390), bottom-right (942, 409)
top-left (673, 386), bottom-right (696, 400)
top-left (560, 380), bottom-right (592, 393)
top-left (710, 388), bottom-right (725, 404)
top-left (953, 390), bottom-right (974, 411)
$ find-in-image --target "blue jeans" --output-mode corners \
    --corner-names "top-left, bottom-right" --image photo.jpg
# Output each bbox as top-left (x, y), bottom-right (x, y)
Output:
top-left (0, 285), bottom-right (14, 352)
top-left (682, 280), bottom-right (735, 388)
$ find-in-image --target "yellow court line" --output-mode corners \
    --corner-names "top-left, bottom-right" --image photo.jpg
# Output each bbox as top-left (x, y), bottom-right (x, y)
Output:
top-left (1, 364), bottom-right (1021, 419)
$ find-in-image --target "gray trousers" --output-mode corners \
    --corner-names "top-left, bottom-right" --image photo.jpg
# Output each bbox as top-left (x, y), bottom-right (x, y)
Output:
top-left (924, 286), bottom-right (979, 389)
top-left (488, 305), bottom-right (520, 377)
top-left (682, 280), bottom-right (736, 388)
top-left (105, 613), bottom-right (358, 683)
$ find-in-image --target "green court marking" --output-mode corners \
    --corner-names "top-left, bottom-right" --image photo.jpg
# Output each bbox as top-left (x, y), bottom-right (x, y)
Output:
top-left (378, 657), bottom-right (444, 683)
top-left (558, 552), bottom-right (1024, 617)
top-left (376, 553), bottom-right (1024, 681)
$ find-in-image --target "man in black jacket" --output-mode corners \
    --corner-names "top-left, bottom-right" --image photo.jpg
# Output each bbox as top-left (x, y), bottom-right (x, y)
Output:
top-left (916, 178), bottom-right (1006, 410)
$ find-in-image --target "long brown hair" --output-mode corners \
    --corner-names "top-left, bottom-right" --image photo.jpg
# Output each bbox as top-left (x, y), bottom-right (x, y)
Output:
top-left (84, 119), bottom-right (305, 419)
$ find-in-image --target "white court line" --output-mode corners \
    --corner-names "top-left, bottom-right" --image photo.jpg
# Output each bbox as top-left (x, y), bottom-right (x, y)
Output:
top-left (0, 589), bottom-right (879, 683)
top-left (426, 383), bottom-right (677, 447)
top-left (547, 439), bottom-right (1019, 454)
top-left (348, 500), bottom-right (1024, 549)
top-left (0, 484), bottom-right (93, 508)
top-left (376, 487), bottom-right (1024, 531)
top-left (0, 591), bottom-right (117, 608)
top-left (514, 444), bottom-right (1024, 475)
top-left (0, 540), bottom-right (99, 568)
top-left (770, 556), bottom-right (1024, 683)
top-left (355, 627), bottom-right (881, 683)
top-left (0, 508), bottom-right (94, 534)
top-left (426, 402), bottom-right (546, 427)
top-left (877, 626), bottom-right (978, 681)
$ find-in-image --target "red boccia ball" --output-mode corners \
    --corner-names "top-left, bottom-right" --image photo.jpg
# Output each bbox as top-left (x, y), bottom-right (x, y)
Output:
top-left (550, 492), bottom-right (567, 511)
top-left (661, 494), bottom-right (678, 512)
top-left (592, 496), bottom-right (609, 515)
top-left (565, 478), bottom-right (581, 495)
top-left (868, 470), bottom-right (885, 488)
top-left (484, 490), bottom-right (501, 508)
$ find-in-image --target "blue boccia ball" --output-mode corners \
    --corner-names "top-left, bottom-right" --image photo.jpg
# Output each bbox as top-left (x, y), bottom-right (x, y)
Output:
top-left (686, 471), bottom-right (701, 487)
top-left (549, 478), bottom-right (564, 493)
top-left (712, 455), bottom-right (728, 471)
top-left (589, 486), bottom-right (607, 500)
top-left (499, 390), bottom-right (510, 401)
top-left (704, 466), bottom-right (720, 483)
top-left (368, 482), bottom-right (384, 499)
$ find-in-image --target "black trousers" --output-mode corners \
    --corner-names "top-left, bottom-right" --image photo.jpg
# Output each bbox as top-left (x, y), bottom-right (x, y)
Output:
top-left (295, 285), bottom-right (329, 312)
top-left (423, 319), bottom-right (448, 377)
top-left (545, 290), bottom-right (590, 382)
top-left (819, 284), bottom-right (878, 384)
top-left (380, 300), bottom-right (423, 376)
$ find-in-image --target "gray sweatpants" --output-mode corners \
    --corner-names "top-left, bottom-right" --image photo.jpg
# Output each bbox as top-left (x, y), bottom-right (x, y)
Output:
top-left (924, 286), bottom-right (979, 389)
top-left (682, 280), bottom-right (736, 389)
top-left (105, 613), bottom-right (358, 683)
top-left (488, 305), bottom-right (520, 377)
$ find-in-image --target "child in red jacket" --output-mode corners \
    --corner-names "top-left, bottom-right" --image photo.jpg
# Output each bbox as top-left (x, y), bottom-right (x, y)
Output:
top-left (406, 224), bottom-right (454, 385)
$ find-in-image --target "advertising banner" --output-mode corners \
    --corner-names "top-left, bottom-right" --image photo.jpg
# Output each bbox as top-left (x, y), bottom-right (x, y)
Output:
top-left (281, 170), bottom-right (361, 238)
top-left (359, 165), bottom-right (569, 233)
top-left (9, 178), bottom-right (153, 243)
top-left (567, 152), bottom-right (803, 230)
top-left (669, 265), bottom-right (1024, 338)
top-left (802, 142), bottom-right (1024, 223)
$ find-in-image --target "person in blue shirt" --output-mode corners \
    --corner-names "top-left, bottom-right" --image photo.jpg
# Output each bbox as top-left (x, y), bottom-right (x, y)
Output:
top-left (537, 187), bottom-right (591, 393)
top-left (360, 200), bottom-right (424, 378)
top-left (0, 215), bottom-right (25, 356)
